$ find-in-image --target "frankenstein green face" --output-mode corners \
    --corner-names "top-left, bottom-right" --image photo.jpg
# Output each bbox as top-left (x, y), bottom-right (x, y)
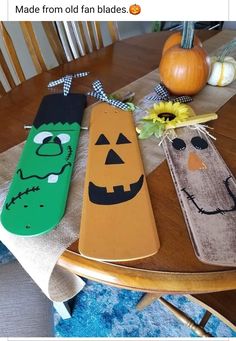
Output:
top-left (1, 93), bottom-right (86, 236)
top-left (1, 123), bottom-right (80, 236)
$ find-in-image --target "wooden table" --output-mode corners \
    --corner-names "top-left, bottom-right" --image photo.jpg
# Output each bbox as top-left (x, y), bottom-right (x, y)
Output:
top-left (1, 30), bottom-right (236, 300)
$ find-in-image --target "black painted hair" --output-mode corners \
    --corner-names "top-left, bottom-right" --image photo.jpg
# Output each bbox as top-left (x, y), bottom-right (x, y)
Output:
top-left (33, 93), bottom-right (87, 128)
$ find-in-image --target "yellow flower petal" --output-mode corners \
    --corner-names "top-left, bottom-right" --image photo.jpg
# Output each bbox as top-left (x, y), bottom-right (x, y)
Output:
top-left (146, 101), bottom-right (194, 129)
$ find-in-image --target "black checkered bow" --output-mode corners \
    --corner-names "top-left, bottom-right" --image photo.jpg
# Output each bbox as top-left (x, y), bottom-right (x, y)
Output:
top-left (88, 80), bottom-right (131, 111)
top-left (48, 72), bottom-right (89, 96)
top-left (147, 83), bottom-right (192, 103)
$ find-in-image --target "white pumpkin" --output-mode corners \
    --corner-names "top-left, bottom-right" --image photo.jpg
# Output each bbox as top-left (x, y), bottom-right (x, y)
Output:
top-left (208, 56), bottom-right (236, 87)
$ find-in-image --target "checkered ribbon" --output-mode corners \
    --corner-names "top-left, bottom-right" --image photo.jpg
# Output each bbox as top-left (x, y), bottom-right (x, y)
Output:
top-left (147, 83), bottom-right (192, 103)
top-left (88, 80), bottom-right (131, 111)
top-left (48, 72), bottom-right (89, 96)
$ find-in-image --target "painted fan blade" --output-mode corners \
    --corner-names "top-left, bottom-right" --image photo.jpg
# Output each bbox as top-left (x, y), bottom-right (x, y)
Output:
top-left (79, 103), bottom-right (160, 261)
top-left (163, 127), bottom-right (236, 267)
top-left (1, 93), bottom-right (86, 236)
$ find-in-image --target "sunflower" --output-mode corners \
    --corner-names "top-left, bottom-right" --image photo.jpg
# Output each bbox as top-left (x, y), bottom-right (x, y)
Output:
top-left (137, 101), bottom-right (195, 139)
top-left (143, 101), bottom-right (194, 129)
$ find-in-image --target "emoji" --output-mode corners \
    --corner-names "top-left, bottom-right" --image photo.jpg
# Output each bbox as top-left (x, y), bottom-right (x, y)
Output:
top-left (129, 4), bottom-right (141, 15)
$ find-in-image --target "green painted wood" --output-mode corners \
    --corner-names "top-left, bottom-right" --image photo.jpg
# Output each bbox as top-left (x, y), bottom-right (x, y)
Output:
top-left (1, 93), bottom-right (86, 236)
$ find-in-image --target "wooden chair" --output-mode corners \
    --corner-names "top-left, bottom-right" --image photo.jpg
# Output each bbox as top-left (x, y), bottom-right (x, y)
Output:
top-left (137, 291), bottom-right (236, 337)
top-left (0, 21), bottom-right (65, 93)
top-left (54, 21), bottom-right (119, 61)
top-left (0, 21), bottom-right (119, 93)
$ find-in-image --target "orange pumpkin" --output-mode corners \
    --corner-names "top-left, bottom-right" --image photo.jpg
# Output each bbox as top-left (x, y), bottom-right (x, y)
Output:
top-left (162, 32), bottom-right (202, 56)
top-left (159, 22), bottom-right (210, 96)
top-left (129, 4), bottom-right (141, 15)
top-left (160, 45), bottom-right (210, 96)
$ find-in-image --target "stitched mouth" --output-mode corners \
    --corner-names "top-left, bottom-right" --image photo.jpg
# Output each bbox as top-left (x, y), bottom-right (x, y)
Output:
top-left (181, 176), bottom-right (236, 215)
top-left (17, 162), bottom-right (72, 184)
top-left (89, 174), bottom-right (144, 205)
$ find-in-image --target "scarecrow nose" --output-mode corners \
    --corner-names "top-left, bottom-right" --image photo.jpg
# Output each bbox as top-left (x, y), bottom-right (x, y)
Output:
top-left (105, 149), bottom-right (124, 165)
top-left (188, 151), bottom-right (207, 171)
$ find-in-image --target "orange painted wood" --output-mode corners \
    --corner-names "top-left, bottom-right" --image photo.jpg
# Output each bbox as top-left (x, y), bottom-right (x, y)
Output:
top-left (1, 30), bottom-right (235, 296)
top-left (79, 103), bottom-right (160, 261)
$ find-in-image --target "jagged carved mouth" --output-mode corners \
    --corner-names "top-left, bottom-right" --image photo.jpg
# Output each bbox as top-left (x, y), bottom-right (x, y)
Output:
top-left (17, 162), bottom-right (71, 184)
top-left (181, 176), bottom-right (236, 215)
top-left (89, 174), bottom-right (144, 205)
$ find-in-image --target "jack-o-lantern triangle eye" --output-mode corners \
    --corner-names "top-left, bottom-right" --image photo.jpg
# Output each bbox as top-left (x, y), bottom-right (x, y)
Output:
top-left (95, 134), bottom-right (110, 145)
top-left (116, 133), bottom-right (131, 144)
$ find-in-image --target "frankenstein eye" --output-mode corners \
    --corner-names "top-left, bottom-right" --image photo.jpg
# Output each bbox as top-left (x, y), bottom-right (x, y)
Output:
top-left (53, 136), bottom-right (61, 144)
top-left (57, 133), bottom-right (70, 144)
top-left (43, 136), bottom-right (52, 144)
top-left (95, 134), bottom-right (110, 145)
top-left (34, 132), bottom-right (53, 144)
top-left (191, 136), bottom-right (208, 150)
top-left (116, 133), bottom-right (131, 144)
top-left (172, 138), bottom-right (186, 151)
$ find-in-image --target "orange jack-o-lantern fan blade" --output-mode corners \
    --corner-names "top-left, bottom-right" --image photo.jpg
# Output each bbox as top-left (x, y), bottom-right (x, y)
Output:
top-left (79, 81), bottom-right (160, 261)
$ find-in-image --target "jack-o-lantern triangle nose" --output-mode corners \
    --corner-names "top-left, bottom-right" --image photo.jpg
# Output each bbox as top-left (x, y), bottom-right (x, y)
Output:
top-left (105, 149), bottom-right (124, 165)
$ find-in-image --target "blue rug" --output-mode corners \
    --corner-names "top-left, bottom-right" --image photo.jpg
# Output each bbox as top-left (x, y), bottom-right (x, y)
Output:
top-left (54, 280), bottom-right (236, 338)
top-left (0, 242), bottom-right (235, 338)
top-left (0, 242), bottom-right (15, 264)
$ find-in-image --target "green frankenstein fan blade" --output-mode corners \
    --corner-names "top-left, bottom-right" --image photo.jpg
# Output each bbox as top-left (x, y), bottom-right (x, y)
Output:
top-left (1, 93), bottom-right (86, 236)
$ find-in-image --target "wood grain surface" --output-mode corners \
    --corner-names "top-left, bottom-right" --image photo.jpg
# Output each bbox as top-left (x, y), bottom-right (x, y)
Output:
top-left (163, 127), bottom-right (236, 267)
top-left (1, 30), bottom-right (236, 294)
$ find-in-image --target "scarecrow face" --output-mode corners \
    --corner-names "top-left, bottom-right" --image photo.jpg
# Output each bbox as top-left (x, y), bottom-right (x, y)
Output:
top-left (1, 123), bottom-right (80, 236)
top-left (169, 129), bottom-right (236, 215)
top-left (165, 127), bottom-right (236, 266)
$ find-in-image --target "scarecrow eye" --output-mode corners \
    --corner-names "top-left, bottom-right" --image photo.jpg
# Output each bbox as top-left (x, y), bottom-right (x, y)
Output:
top-left (116, 133), bottom-right (131, 144)
top-left (57, 134), bottom-right (70, 144)
top-left (172, 138), bottom-right (186, 151)
top-left (95, 134), bottom-right (110, 145)
top-left (34, 132), bottom-right (53, 144)
top-left (191, 136), bottom-right (208, 150)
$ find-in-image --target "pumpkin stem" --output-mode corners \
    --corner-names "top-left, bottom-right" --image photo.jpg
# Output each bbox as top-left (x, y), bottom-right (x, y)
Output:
top-left (181, 21), bottom-right (194, 49)
top-left (218, 39), bottom-right (236, 62)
